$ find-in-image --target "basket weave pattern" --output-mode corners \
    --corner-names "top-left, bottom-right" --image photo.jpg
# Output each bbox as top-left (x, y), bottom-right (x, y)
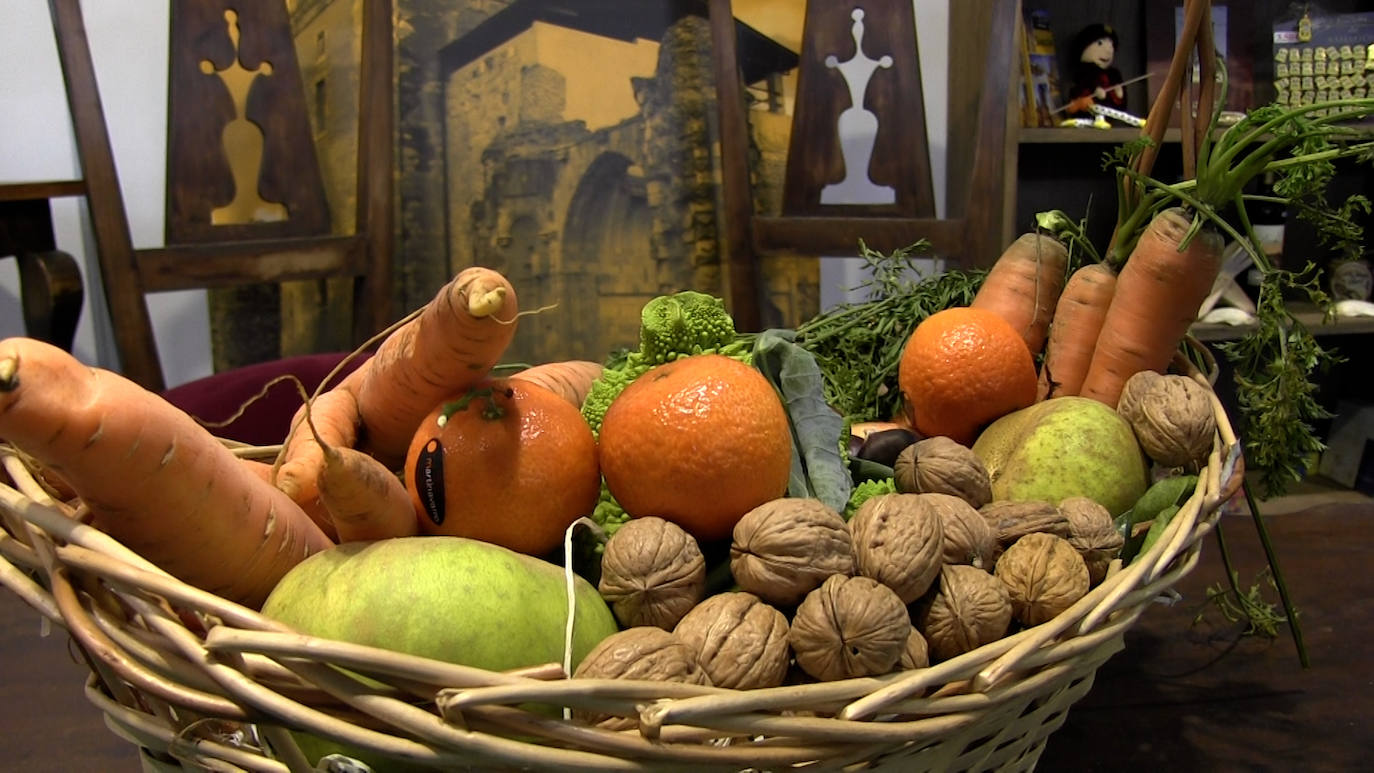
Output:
top-left (0, 368), bottom-right (1242, 772)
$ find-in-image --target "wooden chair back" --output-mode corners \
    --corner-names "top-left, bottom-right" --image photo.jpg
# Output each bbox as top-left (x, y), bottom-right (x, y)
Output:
top-left (708, 0), bottom-right (1019, 330)
top-left (47, 0), bottom-right (394, 391)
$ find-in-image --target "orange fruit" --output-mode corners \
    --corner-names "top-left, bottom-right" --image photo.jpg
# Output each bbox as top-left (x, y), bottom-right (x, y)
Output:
top-left (598, 354), bottom-right (791, 542)
top-left (405, 379), bottom-right (600, 556)
top-left (898, 306), bottom-right (1038, 445)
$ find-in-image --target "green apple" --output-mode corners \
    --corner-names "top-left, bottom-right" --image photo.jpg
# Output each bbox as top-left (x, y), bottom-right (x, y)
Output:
top-left (971, 397), bottom-right (1149, 516)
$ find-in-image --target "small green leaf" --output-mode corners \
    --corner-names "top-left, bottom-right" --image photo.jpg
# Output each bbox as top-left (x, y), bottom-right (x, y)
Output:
top-left (751, 329), bottom-right (852, 512)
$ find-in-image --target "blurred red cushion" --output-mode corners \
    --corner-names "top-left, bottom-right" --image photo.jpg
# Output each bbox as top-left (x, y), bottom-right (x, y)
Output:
top-left (160, 352), bottom-right (371, 447)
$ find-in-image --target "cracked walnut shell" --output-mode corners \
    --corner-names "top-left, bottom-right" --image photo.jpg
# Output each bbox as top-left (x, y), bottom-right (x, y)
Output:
top-left (571, 627), bottom-right (710, 728)
top-left (599, 517), bottom-right (706, 630)
top-left (850, 493), bottom-right (945, 603)
top-left (893, 436), bottom-right (993, 508)
top-left (1117, 371), bottom-right (1216, 469)
top-left (915, 564), bottom-right (1012, 662)
top-left (994, 532), bottom-right (1090, 626)
top-left (789, 575), bottom-right (911, 681)
top-left (673, 592), bottom-right (790, 690)
top-left (731, 498), bottom-right (854, 607)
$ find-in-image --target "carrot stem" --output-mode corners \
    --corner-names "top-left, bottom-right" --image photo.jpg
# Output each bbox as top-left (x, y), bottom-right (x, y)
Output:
top-left (1240, 480), bottom-right (1309, 668)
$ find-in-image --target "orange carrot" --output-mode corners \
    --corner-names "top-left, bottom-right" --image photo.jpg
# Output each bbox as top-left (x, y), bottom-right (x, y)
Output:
top-left (971, 232), bottom-right (1069, 356)
top-left (300, 397), bottom-right (418, 543)
top-left (1040, 263), bottom-right (1118, 399)
top-left (1078, 208), bottom-right (1224, 407)
top-left (509, 360), bottom-right (604, 408)
top-left (352, 266), bottom-right (519, 465)
top-left (275, 366), bottom-right (367, 515)
top-left (0, 337), bottom-right (333, 609)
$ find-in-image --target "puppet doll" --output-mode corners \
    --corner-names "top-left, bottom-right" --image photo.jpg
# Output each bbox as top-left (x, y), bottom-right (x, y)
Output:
top-left (1066, 23), bottom-right (1125, 115)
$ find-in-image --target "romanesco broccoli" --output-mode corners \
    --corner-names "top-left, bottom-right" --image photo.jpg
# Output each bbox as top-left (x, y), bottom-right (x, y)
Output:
top-left (844, 478), bottom-right (897, 520)
top-left (639, 291), bottom-right (740, 365)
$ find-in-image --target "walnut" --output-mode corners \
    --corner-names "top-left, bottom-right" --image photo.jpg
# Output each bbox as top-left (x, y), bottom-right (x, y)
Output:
top-left (850, 494), bottom-right (945, 603)
top-left (572, 627), bottom-right (710, 728)
top-left (914, 565), bottom-right (1012, 662)
top-left (978, 500), bottom-right (1070, 549)
top-left (893, 436), bottom-right (993, 508)
top-left (1117, 371), bottom-right (1216, 469)
top-left (599, 517), bottom-right (706, 630)
top-left (1059, 496), bottom-right (1124, 585)
top-left (730, 498), bottom-right (854, 607)
top-left (789, 575), bottom-right (910, 681)
top-left (922, 493), bottom-right (997, 569)
top-left (994, 533), bottom-right (1090, 626)
top-left (673, 592), bottom-right (790, 690)
top-left (899, 627), bottom-right (930, 671)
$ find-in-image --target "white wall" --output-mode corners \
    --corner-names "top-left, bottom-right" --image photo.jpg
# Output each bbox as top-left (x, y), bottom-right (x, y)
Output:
top-left (0, 0), bottom-right (211, 387)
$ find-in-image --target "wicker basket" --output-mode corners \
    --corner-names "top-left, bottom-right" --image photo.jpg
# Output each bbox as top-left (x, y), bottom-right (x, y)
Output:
top-left (0, 360), bottom-right (1242, 773)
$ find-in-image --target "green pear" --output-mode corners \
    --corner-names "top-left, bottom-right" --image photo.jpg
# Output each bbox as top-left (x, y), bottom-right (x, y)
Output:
top-left (263, 536), bottom-right (617, 673)
top-left (971, 397), bottom-right (1149, 517)
top-left (262, 537), bottom-right (619, 771)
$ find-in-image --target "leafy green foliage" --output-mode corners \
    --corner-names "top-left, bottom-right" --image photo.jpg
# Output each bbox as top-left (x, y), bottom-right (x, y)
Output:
top-left (843, 477), bottom-right (897, 520)
top-left (751, 330), bottom-right (852, 513)
top-left (1196, 568), bottom-right (1294, 639)
top-left (1216, 267), bottom-right (1339, 496)
top-left (791, 241), bottom-right (985, 424)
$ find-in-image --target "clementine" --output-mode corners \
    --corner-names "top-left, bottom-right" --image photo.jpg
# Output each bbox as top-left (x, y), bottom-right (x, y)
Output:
top-left (898, 306), bottom-right (1038, 445)
top-left (597, 354), bottom-right (791, 542)
top-left (404, 379), bottom-right (600, 556)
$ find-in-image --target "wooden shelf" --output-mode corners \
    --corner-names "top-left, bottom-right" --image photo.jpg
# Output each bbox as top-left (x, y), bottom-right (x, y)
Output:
top-left (1018, 127), bottom-right (1187, 144)
top-left (1190, 308), bottom-right (1374, 342)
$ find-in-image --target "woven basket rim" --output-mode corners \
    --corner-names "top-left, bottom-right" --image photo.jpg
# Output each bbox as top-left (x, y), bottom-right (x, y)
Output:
top-left (0, 364), bottom-right (1242, 772)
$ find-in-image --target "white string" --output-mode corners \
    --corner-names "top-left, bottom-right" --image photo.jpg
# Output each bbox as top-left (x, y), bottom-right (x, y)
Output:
top-left (561, 516), bottom-right (605, 720)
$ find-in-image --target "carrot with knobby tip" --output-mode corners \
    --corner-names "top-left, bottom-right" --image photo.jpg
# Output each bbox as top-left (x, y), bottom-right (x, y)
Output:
top-left (970, 232), bottom-right (1069, 356)
top-left (1039, 262), bottom-right (1118, 400)
top-left (0, 337), bottom-right (333, 609)
top-left (1079, 207), bottom-right (1224, 408)
top-left (351, 266), bottom-right (519, 465)
top-left (276, 266), bottom-right (518, 506)
top-left (509, 360), bottom-right (604, 408)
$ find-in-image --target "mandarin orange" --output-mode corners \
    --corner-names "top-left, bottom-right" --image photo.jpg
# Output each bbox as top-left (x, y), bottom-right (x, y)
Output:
top-left (404, 379), bottom-right (600, 556)
top-left (898, 306), bottom-right (1038, 445)
top-left (597, 354), bottom-right (791, 542)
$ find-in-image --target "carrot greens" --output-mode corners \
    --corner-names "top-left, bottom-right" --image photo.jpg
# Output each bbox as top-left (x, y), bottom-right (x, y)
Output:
top-left (1105, 87), bottom-right (1374, 497)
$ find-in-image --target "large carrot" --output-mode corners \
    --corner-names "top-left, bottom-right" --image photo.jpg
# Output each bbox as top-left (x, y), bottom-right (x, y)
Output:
top-left (1040, 263), bottom-right (1118, 399)
top-left (352, 266), bottom-right (519, 465)
top-left (1079, 208), bottom-right (1224, 407)
top-left (0, 337), bottom-right (333, 609)
top-left (275, 266), bottom-right (518, 508)
top-left (971, 232), bottom-right (1069, 356)
top-left (509, 360), bottom-right (604, 408)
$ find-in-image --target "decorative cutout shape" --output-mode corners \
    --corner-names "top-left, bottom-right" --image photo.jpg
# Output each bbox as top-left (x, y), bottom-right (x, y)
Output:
top-left (820, 8), bottom-right (895, 206)
top-left (202, 9), bottom-right (288, 225)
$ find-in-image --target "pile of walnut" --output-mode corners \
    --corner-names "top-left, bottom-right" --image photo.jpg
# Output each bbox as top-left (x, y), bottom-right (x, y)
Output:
top-left (573, 439), bottom-right (1123, 715)
top-left (572, 370), bottom-right (1216, 725)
